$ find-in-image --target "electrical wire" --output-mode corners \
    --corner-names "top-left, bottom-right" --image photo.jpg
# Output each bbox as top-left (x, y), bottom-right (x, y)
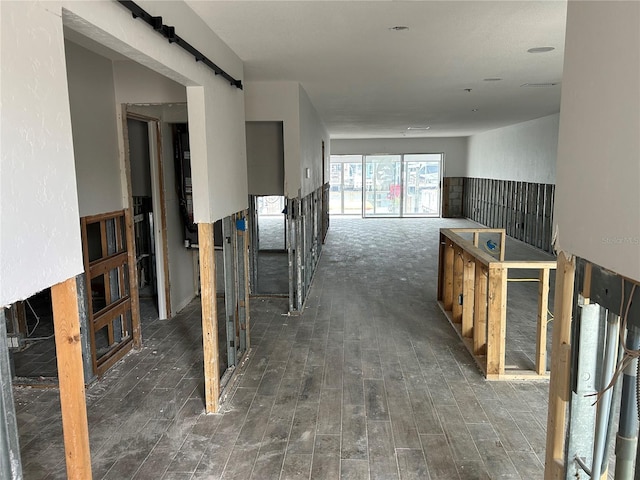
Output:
top-left (25, 299), bottom-right (41, 337)
top-left (588, 279), bottom-right (637, 406)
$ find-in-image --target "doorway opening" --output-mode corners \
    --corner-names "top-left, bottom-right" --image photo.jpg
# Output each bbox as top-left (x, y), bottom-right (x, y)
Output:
top-left (126, 115), bottom-right (171, 320)
top-left (249, 195), bottom-right (289, 295)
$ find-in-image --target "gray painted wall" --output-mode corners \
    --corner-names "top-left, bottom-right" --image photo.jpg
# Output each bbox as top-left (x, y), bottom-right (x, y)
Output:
top-left (466, 114), bottom-right (559, 184)
top-left (246, 122), bottom-right (285, 196)
top-left (127, 119), bottom-right (152, 198)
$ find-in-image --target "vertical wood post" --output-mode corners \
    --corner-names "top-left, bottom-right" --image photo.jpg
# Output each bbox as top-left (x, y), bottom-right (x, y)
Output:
top-left (473, 261), bottom-right (488, 355)
top-left (198, 223), bottom-right (220, 413)
top-left (452, 246), bottom-right (464, 323)
top-left (461, 252), bottom-right (475, 338)
top-left (486, 266), bottom-right (507, 376)
top-left (51, 277), bottom-right (92, 480)
top-left (536, 268), bottom-right (550, 375)
top-left (443, 240), bottom-right (454, 311)
top-left (545, 252), bottom-right (576, 479)
top-left (437, 233), bottom-right (445, 300)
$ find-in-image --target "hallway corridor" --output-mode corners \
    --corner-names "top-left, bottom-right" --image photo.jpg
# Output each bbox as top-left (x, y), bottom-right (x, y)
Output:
top-left (15, 218), bottom-right (549, 479)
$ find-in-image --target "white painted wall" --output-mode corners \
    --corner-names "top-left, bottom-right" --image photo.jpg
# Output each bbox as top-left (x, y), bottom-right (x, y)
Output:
top-left (554, 1), bottom-right (640, 282)
top-left (466, 114), bottom-right (559, 183)
top-left (62, 0), bottom-right (247, 222)
top-left (66, 40), bottom-right (124, 217)
top-left (245, 82), bottom-right (329, 198)
top-left (299, 85), bottom-right (330, 197)
top-left (331, 137), bottom-right (468, 177)
top-left (246, 122), bottom-right (285, 196)
top-left (245, 81), bottom-right (300, 197)
top-left (1, 3), bottom-right (84, 306)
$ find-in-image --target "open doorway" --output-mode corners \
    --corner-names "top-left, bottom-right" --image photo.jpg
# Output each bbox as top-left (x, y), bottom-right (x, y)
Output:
top-left (126, 115), bottom-right (171, 320)
top-left (249, 195), bottom-right (289, 295)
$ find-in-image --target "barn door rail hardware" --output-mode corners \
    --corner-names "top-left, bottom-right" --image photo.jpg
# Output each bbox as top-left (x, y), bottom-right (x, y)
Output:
top-left (117, 0), bottom-right (243, 90)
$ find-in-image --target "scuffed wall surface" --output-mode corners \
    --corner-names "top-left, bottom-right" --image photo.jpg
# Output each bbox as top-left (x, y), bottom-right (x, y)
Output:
top-left (0, 2), bottom-right (83, 306)
top-left (466, 114), bottom-right (559, 184)
top-left (554, 1), bottom-right (640, 282)
top-left (65, 40), bottom-right (123, 217)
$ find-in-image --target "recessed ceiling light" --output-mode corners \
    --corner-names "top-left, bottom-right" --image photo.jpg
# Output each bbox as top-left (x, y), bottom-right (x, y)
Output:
top-left (521, 82), bottom-right (559, 87)
top-left (389, 26), bottom-right (409, 31)
top-left (472, 109), bottom-right (479, 112)
top-left (407, 126), bottom-right (430, 130)
top-left (483, 78), bottom-right (502, 82)
top-left (527, 46), bottom-right (555, 53)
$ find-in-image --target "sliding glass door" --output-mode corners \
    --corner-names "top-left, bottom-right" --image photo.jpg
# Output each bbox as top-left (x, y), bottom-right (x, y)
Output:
top-left (403, 154), bottom-right (441, 216)
top-left (330, 153), bottom-right (442, 217)
top-left (329, 155), bottom-right (363, 215)
top-left (363, 155), bottom-right (402, 216)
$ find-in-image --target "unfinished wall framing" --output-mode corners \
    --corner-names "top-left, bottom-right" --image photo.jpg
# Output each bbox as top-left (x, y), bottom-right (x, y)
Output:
top-left (285, 187), bottom-right (324, 313)
top-left (545, 257), bottom-right (640, 479)
top-left (437, 228), bottom-right (556, 380)
top-left (463, 178), bottom-right (555, 252)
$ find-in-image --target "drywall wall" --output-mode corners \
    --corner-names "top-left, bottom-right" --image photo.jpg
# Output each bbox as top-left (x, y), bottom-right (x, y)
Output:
top-left (113, 61), bottom-right (187, 104)
top-left (62, 0), bottom-right (247, 222)
top-left (554, 1), bottom-right (640, 282)
top-left (466, 114), bottom-right (559, 184)
top-left (126, 103), bottom-right (196, 315)
top-left (246, 122), bottom-right (285, 196)
top-left (299, 85), bottom-right (330, 197)
top-left (0, 2), bottom-right (84, 306)
top-left (331, 137), bottom-right (468, 177)
top-left (66, 40), bottom-right (123, 217)
top-left (245, 81), bottom-right (301, 197)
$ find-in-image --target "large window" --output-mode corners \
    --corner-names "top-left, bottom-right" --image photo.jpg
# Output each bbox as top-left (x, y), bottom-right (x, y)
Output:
top-left (330, 153), bottom-right (443, 217)
top-left (329, 155), bottom-right (364, 215)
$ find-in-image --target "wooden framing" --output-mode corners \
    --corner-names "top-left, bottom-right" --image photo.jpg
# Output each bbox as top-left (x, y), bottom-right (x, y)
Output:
top-left (80, 210), bottom-right (138, 377)
top-left (437, 228), bottom-right (556, 380)
top-left (544, 252), bottom-right (575, 479)
top-left (51, 277), bottom-right (92, 479)
top-left (124, 111), bottom-right (171, 319)
top-left (198, 223), bottom-right (220, 413)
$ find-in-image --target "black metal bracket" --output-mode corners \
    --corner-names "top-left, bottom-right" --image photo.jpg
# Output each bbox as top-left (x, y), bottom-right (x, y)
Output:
top-left (117, 0), bottom-right (243, 90)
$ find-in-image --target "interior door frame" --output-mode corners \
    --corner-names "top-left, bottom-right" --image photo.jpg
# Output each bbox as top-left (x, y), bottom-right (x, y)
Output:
top-left (123, 109), bottom-right (172, 320)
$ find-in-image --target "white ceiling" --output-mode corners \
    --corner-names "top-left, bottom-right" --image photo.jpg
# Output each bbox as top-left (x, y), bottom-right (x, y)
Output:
top-left (186, 0), bottom-right (567, 139)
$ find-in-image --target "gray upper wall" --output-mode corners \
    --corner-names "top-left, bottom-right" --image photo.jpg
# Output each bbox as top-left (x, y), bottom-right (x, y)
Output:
top-left (330, 137), bottom-right (468, 177)
top-left (465, 113), bottom-right (559, 184)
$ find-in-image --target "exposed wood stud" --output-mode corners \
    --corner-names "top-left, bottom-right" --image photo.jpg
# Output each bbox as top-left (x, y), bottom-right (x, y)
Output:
top-left (474, 261), bottom-right (488, 355)
top-left (452, 246), bottom-right (464, 323)
top-left (536, 268), bottom-right (550, 375)
top-left (198, 223), bottom-right (220, 413)
top-left (545, 252), bottom-right (576, 480)
top-left (443, 240), bottom-right (454, 311)
top-left (462, 252), bottom-right (475, 338)
top-left (486, 266), bottom-right (507, 376)
top-left (51, 277), bottom-right (92, 479)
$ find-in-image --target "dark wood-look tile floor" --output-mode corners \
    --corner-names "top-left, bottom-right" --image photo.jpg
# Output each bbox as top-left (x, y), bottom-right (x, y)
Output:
top-left (14, 217), bottom-right (551, 479)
